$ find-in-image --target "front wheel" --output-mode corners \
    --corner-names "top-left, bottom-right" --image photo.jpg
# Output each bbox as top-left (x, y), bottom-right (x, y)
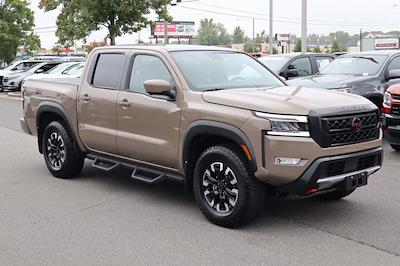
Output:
top-left (193, 145), bottom-right (266, 228)
top-left (42, 121), bottom-right (84, 178)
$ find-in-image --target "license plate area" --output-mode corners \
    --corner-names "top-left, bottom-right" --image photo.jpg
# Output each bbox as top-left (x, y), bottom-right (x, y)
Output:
top-left (344, 172), bottom-right (368, 190)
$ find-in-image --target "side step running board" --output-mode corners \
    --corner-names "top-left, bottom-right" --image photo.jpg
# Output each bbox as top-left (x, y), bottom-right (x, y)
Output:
top-left (87, 154), bottom-right (184, 184)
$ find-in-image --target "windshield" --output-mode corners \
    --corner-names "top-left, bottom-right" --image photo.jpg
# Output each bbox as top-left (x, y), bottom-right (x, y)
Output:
top-left (170, 51), bottom-right (283, 91)
top-left (47, 63), bottom-right (78, 74)
top-left (4, 61), bottom-right (39, 71)
top-left (258, 56), bottom-right (291, 72)
top-left (320, 55), bottom-right (387, 76)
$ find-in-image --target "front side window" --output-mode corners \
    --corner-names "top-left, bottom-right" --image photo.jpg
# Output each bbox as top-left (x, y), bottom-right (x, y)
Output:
top-left (92, 53), bottom-right (124, 89)
top-left (129, 55), bottom-right (172, 94)
top-left (290, 57), bottom-right (312, 76)
top-left (171, 51), bottom-right (283, 91)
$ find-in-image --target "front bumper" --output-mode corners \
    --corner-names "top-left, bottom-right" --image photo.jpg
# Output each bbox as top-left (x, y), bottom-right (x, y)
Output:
top-left (382, 114), bottom-right (400, 145)
top-left (277, 147), bottom-right (383, 195)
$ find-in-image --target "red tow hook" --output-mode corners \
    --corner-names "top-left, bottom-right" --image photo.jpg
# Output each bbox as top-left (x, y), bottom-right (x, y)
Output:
top-left (304, 187), bottom-right (318, 196)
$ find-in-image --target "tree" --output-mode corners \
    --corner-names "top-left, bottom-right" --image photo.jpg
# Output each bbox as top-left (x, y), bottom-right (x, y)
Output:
top-left (313, 46), bottom-right (322, 53)
top-left (331, 40), bottom-right (343, 53)
top-left (294, 38), bottom-right (302, 52)
top-left (39, 0), bottom-right (171, 46)
top-left (232, 26), bottom-right (245, 44)
top-left (0, 0), bottom-right (40, 64)
top-left (197, 18), bottom-right (231, 45)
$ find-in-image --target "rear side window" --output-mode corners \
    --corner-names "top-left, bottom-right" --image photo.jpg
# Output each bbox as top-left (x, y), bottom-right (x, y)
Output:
top-left (92, 53), bottom-right (124, 89)
top-left (388, 57), bottom-right (400, 71)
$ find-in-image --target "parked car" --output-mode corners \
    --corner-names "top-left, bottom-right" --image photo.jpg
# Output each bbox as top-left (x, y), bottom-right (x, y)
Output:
top-left (382, 84), bottom-right (400, 151)
top-left (30, 56), bottom-right (86, 62)
top-left (20, 45), bottom-right (382, 227)
top-left (1, 61), bottom-right (61, 91)
top-left (258, 53), bottom-right (335, 80)
top-left (25, 62), bottom-right (84, 81)
top-left (0, 60), bottom-right (42, 90)
top-left (288, 50), bottom-right (400, 107)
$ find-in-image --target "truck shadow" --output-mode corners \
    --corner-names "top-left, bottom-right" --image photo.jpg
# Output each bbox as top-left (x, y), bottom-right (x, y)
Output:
top-left (76, 161), bottom-right (366, 229)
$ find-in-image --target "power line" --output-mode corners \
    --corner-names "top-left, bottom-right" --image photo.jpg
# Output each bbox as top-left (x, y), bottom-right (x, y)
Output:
top-left (180, 3), bottom-right (400, 28)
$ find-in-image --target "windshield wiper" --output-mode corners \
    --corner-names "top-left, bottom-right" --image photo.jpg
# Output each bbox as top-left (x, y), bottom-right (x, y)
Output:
top-left (203, 88), bottom-right (226, 92)
top-left (354, 56), bottom-right (378, 64)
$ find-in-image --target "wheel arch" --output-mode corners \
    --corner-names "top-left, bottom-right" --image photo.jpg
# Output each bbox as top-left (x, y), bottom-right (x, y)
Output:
top-left (182, 120), bottom-right (257, 188)
top-left (36, 101), bottom-right (81, 154)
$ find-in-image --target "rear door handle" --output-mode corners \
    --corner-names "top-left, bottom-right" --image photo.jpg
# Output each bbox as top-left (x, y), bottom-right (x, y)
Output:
top-left (82, 94), bottom-right (91, 102)
top-left (120, 99), bottom-right (131, 108)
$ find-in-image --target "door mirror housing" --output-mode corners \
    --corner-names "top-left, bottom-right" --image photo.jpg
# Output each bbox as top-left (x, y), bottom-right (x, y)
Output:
top-left (286, 66), bottom-right (299, 78)
top-left (144, 79), bottom-right (175, 99)
top-left (388, 69), bottom-right (400, 81)
top-left (35, 69), bottom-right (45, 74)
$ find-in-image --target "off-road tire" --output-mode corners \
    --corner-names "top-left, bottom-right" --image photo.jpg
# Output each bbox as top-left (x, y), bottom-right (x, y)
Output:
top-left (193, 144), bottom-right (266, 228)
top-left (42, 121), bottom-right (84, 178)
top-left (317, 189), bottom-right (355, 201)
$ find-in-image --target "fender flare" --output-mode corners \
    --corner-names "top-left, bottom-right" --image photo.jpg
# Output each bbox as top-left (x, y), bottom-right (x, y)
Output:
top-left (36, 101), bottom-right (80, 154)
top-left (182, 120), bottom-right (257, 173)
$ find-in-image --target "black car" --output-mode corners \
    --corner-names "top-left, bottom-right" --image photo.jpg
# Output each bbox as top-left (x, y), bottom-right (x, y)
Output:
top-left (288, 50), bottom-right (400, 107)
top-left (258, 53), bottom-right (335, 80)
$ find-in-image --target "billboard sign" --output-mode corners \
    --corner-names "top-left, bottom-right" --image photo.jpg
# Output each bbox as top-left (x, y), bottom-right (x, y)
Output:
top-left (275, 33), bottom-right (291, 42)
top-left (374, 38), bottom-right (399, 49)
top-left (152, 21), bottom-right (195, 37)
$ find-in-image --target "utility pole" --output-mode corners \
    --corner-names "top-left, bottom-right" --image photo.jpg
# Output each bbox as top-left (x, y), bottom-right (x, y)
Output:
top-left (269, 0), bottom-right (273, 55)
top-left (164, 3), bottom-right (169, 45)
top-left (301, 0), bottom-right (307, 54)
top-left (360, 28), bottom-right (363, 52)
top-left (252, 18), bottom-right (255, 53)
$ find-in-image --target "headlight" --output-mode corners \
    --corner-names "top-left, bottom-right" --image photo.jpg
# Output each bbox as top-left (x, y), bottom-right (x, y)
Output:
top-left (253, 112), bottom-right (310, 137)
top-left (6, 75), bottom-right (20, 80)
top-left (336, 87), bottom-right (352, 93)
top-left (383, 91), bottom-right (392, 107)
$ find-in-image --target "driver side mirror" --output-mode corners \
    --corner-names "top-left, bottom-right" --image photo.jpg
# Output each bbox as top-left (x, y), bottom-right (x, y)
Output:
top-left (144, 79), bottom-right (175, 99)
top-left (388, 69), bottom-right (400, 81)
top-left (283, 65), bottom-right (299, 79)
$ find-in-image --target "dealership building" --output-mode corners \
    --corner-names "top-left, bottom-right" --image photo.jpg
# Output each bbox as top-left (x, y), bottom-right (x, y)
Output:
top-left (361, 33), bottom-right (400, 51)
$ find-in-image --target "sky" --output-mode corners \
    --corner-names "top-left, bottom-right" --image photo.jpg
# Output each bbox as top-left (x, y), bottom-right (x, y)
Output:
top-left (30, 0), bottom-right (400, 48)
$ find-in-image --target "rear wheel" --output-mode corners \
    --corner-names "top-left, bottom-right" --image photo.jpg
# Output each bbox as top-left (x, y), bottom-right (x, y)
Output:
top-left (317, 189), bottom-right (355, 201)
top-left (193, 145), bottom-right (266, 228)
top-left (390, 144), bottom-right (400, 152)
top-left (42, 121), bottom-right (84, 178)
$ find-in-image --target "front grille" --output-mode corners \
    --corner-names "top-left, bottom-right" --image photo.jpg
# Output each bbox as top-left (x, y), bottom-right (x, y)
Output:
top-left (322, 112), bottom-right (379, 147)
top-left (392, 94), bottom-right (400, 100)
top-left (392, 105), bottom-right (400, 116)
top-left (3, 77), bottom-right (8, 83)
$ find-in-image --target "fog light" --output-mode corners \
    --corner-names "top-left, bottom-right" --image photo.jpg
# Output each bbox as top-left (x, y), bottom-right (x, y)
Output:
top-left (274, 157), bottom-right (301, 166)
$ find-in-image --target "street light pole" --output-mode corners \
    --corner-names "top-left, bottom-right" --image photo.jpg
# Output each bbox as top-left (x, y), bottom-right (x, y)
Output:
top-left (360, 28), bottom-right (363, 52)
top-left (164, 4), bottom-right (169, 45)
top-left (301, 0), bottom-right (307, 54)
top-left (269, 0), bottom-right (273, 55)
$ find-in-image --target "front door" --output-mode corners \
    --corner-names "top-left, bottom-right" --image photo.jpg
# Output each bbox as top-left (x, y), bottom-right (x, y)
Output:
top-left (116, 53), bottom-right (181, 169)
top-left (78, 52), bottom-right (126, 154)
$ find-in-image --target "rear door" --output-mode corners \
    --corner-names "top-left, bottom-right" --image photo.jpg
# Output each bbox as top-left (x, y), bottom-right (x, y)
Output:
top-left (116, 51), bottom-right (181, 169)
top-left (77, 51), bottom-right (127, 154)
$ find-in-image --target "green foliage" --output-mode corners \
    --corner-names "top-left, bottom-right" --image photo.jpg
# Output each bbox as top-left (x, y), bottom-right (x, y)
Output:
top-left (39, 0), bottom-right (171, 46)
top-left (331, 40), bottom-right (346, 53)
top-left (197, 18), bottom-right (231, 45)
top-left (294, 38), bottom-right (302, 52)
top-left (255, 30), bottom-right (268, 44)
top-left (272, 47), bottom-right (278, 54)
top-left (232, 26), bottom-right (245, 44)
top-left (313, 46), bottom-right (322, 53)
top-left (0, 0), bottom-right (40, 64)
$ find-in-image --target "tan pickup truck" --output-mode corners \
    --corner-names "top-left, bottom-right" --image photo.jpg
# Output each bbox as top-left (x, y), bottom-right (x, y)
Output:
top-left (20, 45), bottom-right (383, 227)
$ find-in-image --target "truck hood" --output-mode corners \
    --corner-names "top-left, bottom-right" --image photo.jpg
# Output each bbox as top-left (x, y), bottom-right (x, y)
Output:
top-left (201, 86), bottom-right (373, 115)
top-left (288, 74), bottom-right (377, 89)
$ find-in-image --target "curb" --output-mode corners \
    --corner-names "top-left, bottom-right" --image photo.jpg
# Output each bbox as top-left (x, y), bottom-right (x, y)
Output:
top-left (7, 92), bottom-right (22, 99)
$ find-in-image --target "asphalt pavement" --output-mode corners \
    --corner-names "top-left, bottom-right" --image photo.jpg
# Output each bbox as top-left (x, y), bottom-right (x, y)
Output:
top-left (0, 96), bottom-right (400, 265)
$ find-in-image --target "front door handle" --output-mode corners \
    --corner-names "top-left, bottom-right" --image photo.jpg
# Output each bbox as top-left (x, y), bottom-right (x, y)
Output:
top-left (82, 94), bottom-right (91, 102)
top-left (120, 99), bottom-right (131, 108)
